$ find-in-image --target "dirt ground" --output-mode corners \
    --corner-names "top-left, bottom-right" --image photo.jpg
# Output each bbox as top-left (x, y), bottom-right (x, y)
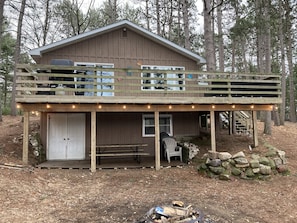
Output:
top-left (0, 115), bottom-right (297, 223)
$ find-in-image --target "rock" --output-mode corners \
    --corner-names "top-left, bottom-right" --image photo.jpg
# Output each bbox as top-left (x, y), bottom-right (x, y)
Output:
top-left (277, 165), bottom-right (289, 174)
top-left (268, 158), bottom-right (276, 170)
top-left (265, 150), bottom-right (277, 157)
top-left (221, 161), bottom-right (231, 169)
top-left (259, 157), bottom-right (270, 165)
top-left (250, 159), bottom-right (260, 168)
top-left (197, 163), bottom-right (208, 171)
top-left (235, 163), bottom-right (250, 168)
top-left (231, 167), bottom-right (242, 176)
top-left (208, 151), bottom-right (219, 159)
top-left (252, 168), bottom-right (260, 174)
top-left (260, 164), bottom-right (272, 175)
top-left (219, 174), bottom-right (231, 181)
top-left (277, 150), bottom-right (286, 159)
top-left (232, 151), bottom-right (245, 159)
top-left (251, 154), bottom-right (260, 160)
top-left (201, 153), bottom-right (209, 160)
top-left (234, 157), bottom-right (249, 165)
top-left (229, 159), bottom-right (236, 165)
top-left (218, 152), bottom-right (232, 161)
top-left (281, 157), bottom-right (288, 165)
top-left (273, 157), bottom-right (282, 167)
top-left (209, 166), bottom-right (225, 175)
top-left (205, 158), bottom-right (211, 165)
top-left (208, 159), bottom-right (222, 167)
top-left (246, 168), bottom-right (255, 178)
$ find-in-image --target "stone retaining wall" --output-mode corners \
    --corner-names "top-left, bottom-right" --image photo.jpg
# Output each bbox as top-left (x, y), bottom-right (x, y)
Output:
top-left (197, 148), bottom-right (289, 180)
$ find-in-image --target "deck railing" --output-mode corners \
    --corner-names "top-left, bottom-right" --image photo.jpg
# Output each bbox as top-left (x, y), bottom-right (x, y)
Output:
top-left (16, 64), bottom-right (282, 104)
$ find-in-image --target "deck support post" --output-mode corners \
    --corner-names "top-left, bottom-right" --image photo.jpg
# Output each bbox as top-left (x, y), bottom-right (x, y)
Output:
top-left (22, 111), bottom-right (29, 164)
top-left (154, 111), bottom-right (160, 170)
top-left (210, 110), bottom-right (216, 152)
top-left (90, 111), bottom-right (97, 172)
top-left (252, 110), bottom-right (258, 147)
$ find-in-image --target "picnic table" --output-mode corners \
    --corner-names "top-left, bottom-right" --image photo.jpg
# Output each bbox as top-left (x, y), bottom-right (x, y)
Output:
top-left (95, 144), bottom-right (149, 164)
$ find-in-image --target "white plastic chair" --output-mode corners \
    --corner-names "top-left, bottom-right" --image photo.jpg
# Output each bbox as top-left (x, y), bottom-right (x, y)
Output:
top-left (162, 137), bottom-right (182, 163)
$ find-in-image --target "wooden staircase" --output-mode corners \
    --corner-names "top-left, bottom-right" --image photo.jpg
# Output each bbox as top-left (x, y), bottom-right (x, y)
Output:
top-left (220, 111), bottom-right (252, 135)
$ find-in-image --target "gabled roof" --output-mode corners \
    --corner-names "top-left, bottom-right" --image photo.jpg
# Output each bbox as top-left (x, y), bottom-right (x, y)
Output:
top-left (29, 20), bottom-right (206, 64)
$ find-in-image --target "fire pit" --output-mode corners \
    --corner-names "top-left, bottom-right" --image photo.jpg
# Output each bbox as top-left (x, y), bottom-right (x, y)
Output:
top-left (135, 201), bottom-right (204, 223)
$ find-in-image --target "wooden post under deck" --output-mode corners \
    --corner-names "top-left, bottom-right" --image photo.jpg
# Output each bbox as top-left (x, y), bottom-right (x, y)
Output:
top-left (22, 111), bottom-right (29, 164)
top-left (90, 111), bottom-right (97, 172)
top-left (210, 110), bottom-right (216, 152)
top-left (154, 111), bottom-right (160, 170)
top-left (252, 110), bottom-right (259, 147)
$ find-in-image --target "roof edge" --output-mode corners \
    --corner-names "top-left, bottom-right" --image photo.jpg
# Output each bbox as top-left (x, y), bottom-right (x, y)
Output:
top-left (29, 20), bottom-right (206, 64)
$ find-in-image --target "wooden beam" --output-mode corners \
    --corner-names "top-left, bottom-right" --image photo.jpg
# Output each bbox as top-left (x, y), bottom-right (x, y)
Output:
top-left (252, 110), bottom-right (259, 147)
top-left (90, 111), bottom-right (97, 172)
top-left (19, 103), bottom-right (276, 113)
top-left (210, 110), bottom-right (216, 152)
top-left (22, 111), bottom-right (29, 164)
top-left (154, 111), bottom-right (160, 170)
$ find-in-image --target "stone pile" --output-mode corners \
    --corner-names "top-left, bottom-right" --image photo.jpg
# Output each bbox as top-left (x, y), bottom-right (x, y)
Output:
top-left (198, 149), bottom-right (289, 180)
top-left (183, 142), bottom-right (200, 160)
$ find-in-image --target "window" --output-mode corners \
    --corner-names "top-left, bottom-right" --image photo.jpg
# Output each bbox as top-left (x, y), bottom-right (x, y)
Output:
top-left (141, 65), bottom-right (185, 91)
top-left (74, 62), bottom-right (114, 96)
top-left (142, 114), bottom-right (172, 137)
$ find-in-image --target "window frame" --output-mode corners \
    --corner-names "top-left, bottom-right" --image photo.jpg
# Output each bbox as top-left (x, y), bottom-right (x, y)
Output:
top-left (74, 62), bottom-right (114, 96)
top-left (142, 114), bottom-right (173, 137)
top-left (141, 65), bottom-right (185, 91)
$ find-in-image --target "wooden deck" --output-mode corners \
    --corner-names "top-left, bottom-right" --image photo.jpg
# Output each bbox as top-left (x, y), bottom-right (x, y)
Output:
top-left (16, 64), bottom-right (282, 107)
top-left (36, 157), bottom-right (185, 170)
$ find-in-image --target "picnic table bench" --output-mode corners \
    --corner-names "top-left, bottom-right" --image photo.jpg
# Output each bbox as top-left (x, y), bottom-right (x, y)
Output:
top-left (95, 144), bottom-right (149, 164)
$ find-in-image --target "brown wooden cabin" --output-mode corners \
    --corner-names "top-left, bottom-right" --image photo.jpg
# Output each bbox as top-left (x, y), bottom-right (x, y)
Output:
top-left (16, 20), bottom-right (281, 172)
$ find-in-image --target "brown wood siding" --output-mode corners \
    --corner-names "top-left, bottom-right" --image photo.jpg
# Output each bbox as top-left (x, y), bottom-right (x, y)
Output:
top-left (39, 28), bottom-right (200, 70)
top-left (172, 112), bottom-right (200, 138)
top-left (38, 28), bottom-right (203, 98)
top-left (83, 112), bottom-right (200, 157)
top-left (40, 111), bottom-right (200, 159)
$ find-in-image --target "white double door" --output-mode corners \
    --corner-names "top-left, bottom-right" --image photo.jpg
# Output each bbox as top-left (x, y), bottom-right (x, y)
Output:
top-left (47, 113), bottom-right (85, 160)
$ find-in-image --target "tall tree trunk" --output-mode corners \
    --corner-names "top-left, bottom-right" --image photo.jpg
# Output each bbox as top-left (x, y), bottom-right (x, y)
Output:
top-left (0, 0), bottom-right (5, 121)
top-left (42, 0), bottom-right (50, 46)
top-left (217, 2), bottom-right (224, 72)
top-left (203, 0), bottom-right (216, 71)
top-left (145, 0), bottom-right (150, 30)
top-left (263, 0), bottom-right (272, 134)
top-left (278, 0), bottom-right (286, 125)
top-left (11, 0), bottom-right (26, 116)
top-left (182, 0), bottom-right (190, 50)
top-left (156, 0), bottom-right (160, 35)
top-left (255, 0), bottom-right (272, 134)
top-left (283, 1), bottom-right (296, 122)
